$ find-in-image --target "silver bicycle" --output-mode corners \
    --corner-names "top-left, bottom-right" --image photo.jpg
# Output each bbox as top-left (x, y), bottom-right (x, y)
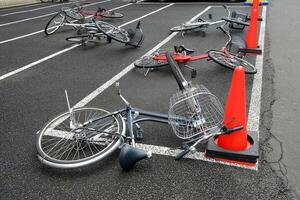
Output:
top-left (36, 53), bottom-right (242, 171)
top-left (170, 5), bottom-right (249, 35)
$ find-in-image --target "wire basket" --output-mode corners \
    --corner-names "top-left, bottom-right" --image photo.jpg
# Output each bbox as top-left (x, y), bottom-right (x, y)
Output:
top-left (168, 85), bottom-right (224, 139)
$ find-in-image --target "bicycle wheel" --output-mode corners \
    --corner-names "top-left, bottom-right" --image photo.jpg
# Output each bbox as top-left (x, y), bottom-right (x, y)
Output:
top-left (94, 20), bottom-right (130, 43)
top-left (36, 108), bottom-right (126, 169)
top-left (62, 7), bottom-right (84, 20)
top-left (208, 50), bottom-right (257, 74)
top-left (45, 12), bottom-right (66, 35)
top-left (170, 24), bottom-right (200, 32)
top-left (134, 54), bottom-right (168, 69)
top-left (100, 11), bottom-right (124, 18)
top-left (66, 34), bottom-right (91, 43)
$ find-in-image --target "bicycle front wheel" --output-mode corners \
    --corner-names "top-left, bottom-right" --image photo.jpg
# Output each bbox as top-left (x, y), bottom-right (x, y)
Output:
top-left (170, 24), bottom-right (200, 32)
top-left (208, 50), bottom-right (257, 74)
top-left (94, 20), bottom-right (130, 43)
top-left (45, 12), bottom-right (66, 35)
top-left (36, 108), bottom-right (125, 169)
top-left (134, 54), bottom-right (168, 69)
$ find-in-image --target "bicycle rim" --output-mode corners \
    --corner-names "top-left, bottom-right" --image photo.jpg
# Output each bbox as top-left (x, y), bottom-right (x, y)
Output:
top-left (45, 12), bottom-right (65, 35)
top-left (95, 21), bottom-right (130, 43)
top-left (66, 35), bottom-right (90, 43)
top-left (134, 54), bottom-right (168, 69)
top-left (208, 50), bottom-right (257, 74)
top-left (65, 8), bottom-right (84, 20)
top-left (36, 108), bottom-right (125, 167)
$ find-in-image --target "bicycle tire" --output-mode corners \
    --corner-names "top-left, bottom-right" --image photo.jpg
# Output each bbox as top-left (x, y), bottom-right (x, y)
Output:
top-left (99, 11), bottom-right (124, 18)
top-left (36, 107), bottom-right (125, 169)
top-left (170, 24), bottom-right (200, 32)
top-left (62, 7), bottom-right (84, 20)
top-left (208, 50), bottom-right (257, 74)
top-left (44, 12), bottom-right (66, 35)
top-left (166, 52), bottom-right (188, 91)
top-left (94, 20), bottom-right (130, 44)
top-left (66, 34), bottom-right (91, 43)
top-left (134, 54), bottom-right (168, 69)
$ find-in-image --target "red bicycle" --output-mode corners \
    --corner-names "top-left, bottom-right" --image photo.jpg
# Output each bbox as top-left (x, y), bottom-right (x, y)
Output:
top-left (64, 3), bottom-right (124, 20)
top-left (134, 26), bottom-right (256, 78)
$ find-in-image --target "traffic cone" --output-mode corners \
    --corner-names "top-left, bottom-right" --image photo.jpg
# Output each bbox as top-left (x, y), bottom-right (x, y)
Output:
top-left (206, 66), bottom-right (259, 165)
top-left (216, 66), bottom-right (249, 151)
top-left (244, 0), bottom-right (262, 54)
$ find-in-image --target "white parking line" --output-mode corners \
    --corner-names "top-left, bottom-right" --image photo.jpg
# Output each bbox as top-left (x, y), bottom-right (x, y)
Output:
top-left (0, 0), bottom-right (111, 27)
top-left (0, 2), bottom-right (131, 45)
top-left (0, 3), bottom-right (174, 81)
top-left (0, 0), bottom-right (89, 17)
top-left (0, 2), bottom-right (43, 12)
top-left (247, 6), bottom-right (267, 133)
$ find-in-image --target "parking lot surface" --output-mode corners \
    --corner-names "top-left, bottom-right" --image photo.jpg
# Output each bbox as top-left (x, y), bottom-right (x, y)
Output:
top-left (0, 0), bottom-right (298, 199)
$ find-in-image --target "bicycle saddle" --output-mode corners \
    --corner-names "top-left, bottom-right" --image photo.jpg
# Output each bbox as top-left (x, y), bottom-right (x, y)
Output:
top-left (174, 45), bottom-right (195, 55)
top-left (97, 7), bottom-right (106, 12)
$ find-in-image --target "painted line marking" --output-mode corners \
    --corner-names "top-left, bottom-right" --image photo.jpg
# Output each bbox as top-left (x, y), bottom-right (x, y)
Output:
top-left (0, 3), bottom-right (174, 81)
top-left (0, 44), bottom-right (80, 81)
top-left (136, 143), bottom-right (257, 170)
top-left (0, 2), bottom-right (132, 45)
top-left (0, 2), bottom-right (44, 12)
top-left (247, 6), bottom-right (267, 133)
top-left (0, 0), bottom-right (111, 27)
top-left (0, 0), bottom-right (89, 17)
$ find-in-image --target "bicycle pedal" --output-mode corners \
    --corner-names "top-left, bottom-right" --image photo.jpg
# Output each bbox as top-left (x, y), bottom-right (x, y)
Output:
top-left (135, 128), bottom-right (144, 140)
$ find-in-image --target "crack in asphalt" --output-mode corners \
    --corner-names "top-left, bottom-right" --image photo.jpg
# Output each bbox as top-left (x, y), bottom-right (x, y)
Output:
top-left (259, 32), bottom-right (293, 199)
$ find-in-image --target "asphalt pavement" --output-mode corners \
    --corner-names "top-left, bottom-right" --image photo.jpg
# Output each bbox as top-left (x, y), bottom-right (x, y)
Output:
top-left (0, 0), bottom-right (297, 199)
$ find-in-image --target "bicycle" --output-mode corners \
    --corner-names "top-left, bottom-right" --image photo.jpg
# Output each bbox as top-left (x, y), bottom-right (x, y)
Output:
top-left (68, 3), bottom-right (124, 19)
top-left (170, 5), bottom-right (249, 36)
top-left (65, 20), bottom-right (144, 47)
top-left (134, 25), bottom-right (256, 78)
top-left (36, 52), bottom-right (243, 171)
top-left (44, 5), bottom-right (122, 36)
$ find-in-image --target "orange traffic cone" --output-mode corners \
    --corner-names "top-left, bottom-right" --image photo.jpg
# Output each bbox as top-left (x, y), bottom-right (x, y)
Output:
top-left (245, 0), bottom-right (260, 51)
top-left (216, 66), bottom-right (250, 151)
top-left (205, 66), bottom-right (259, 165)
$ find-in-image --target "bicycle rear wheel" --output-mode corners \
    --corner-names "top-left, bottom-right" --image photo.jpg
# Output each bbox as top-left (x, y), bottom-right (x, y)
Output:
top-left (170, 24), bottom-right (200, 32)
top-left (94, 20), bottom-right (130, 43)
top-left (45, 12), bottom-right (66, 35)
top-left (134, 54), bottom-right (168, 69)
top-left (208, 50), bottom-right (257, 74)
top-left (36, 108), bottom-right (125, 169)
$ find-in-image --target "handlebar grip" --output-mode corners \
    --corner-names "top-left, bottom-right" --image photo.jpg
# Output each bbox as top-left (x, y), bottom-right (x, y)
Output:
top-left (222, 4), bottom-right (227, 9)
top-left (223, 125), bottom-right (243, 134)
top-left (175, 148), bottom-right (191, 160)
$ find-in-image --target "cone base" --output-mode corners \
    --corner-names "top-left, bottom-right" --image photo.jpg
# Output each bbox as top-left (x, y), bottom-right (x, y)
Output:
top-left (205, 131), bottom-right (259, 164)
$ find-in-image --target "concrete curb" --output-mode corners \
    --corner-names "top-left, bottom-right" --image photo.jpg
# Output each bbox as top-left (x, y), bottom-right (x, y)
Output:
top-left (0, 0), bottom-right (40, 8)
